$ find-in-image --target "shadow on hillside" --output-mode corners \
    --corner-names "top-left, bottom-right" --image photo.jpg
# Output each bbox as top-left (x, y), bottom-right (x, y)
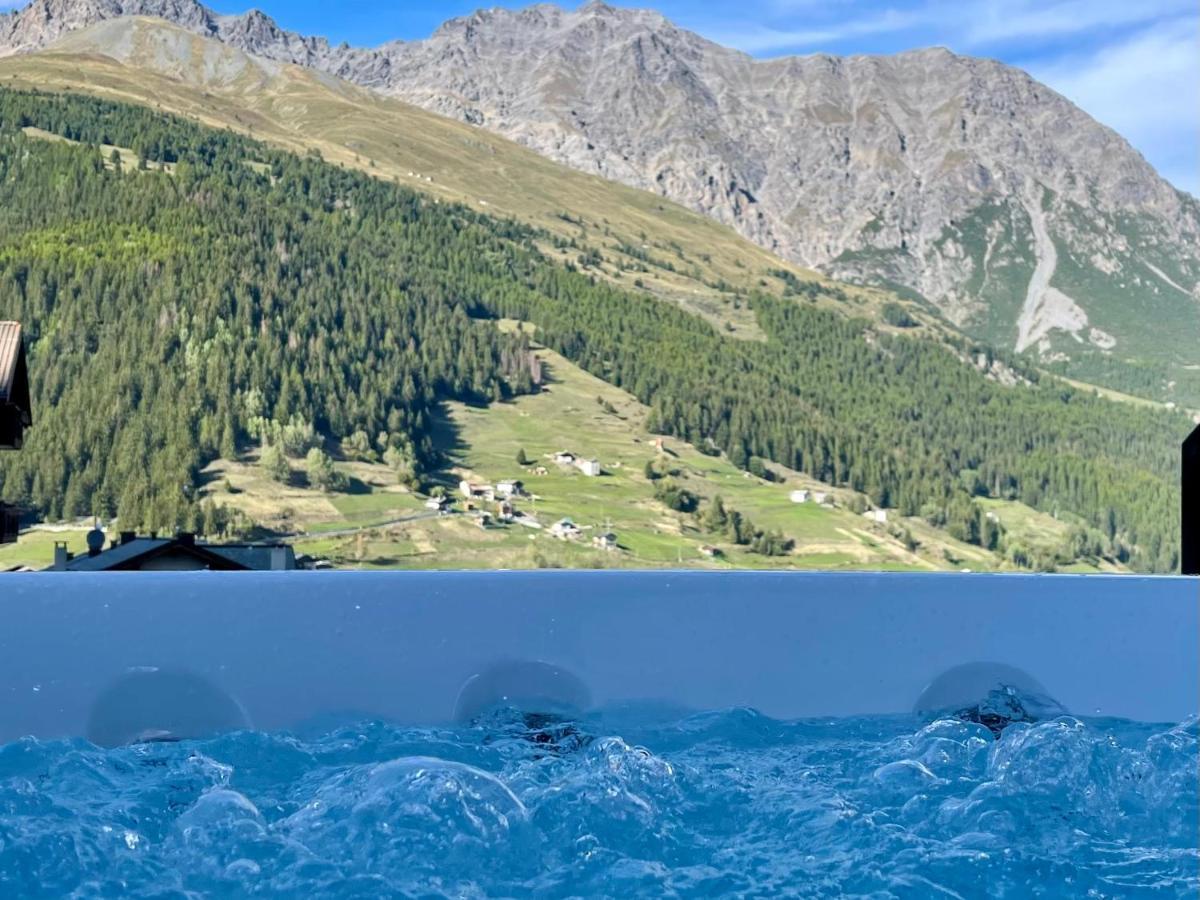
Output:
top-left (427, 401), bottom-right (469, 494)
top-left (343, 476), bottom-right (371, 496)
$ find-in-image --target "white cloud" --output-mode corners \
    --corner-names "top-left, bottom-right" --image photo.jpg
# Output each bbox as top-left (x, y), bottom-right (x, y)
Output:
top-left (962, 0), bottom-right (1193, 47)
top-left (1027, 17), bottom-right (1199, 195)
top-left (695, 0), bottom-right (1195, 54)
top-left (714, 8), bottom-right (925, 54)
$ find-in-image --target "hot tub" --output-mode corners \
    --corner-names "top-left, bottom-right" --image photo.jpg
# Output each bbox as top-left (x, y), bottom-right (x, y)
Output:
top-left (0, 571), bottom-right (1194, 895)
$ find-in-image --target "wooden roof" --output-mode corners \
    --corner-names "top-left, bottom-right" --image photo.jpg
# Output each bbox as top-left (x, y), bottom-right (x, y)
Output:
top-left (0, 322), bottom-right (31, 449)
top-left (0, 322), bottom-right (23, 404)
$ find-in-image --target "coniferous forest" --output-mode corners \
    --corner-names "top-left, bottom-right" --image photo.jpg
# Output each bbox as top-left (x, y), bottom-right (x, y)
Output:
top-left (0, 89), bottom-right (1190, 571)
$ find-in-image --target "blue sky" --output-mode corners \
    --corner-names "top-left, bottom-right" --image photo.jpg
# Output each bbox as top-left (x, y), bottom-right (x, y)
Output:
top-left (5, 0), bottom-right (1197, 193)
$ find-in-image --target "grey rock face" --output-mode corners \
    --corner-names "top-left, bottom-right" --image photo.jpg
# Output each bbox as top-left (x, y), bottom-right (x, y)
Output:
top-left (4, 0), bottom-right (1198, 373)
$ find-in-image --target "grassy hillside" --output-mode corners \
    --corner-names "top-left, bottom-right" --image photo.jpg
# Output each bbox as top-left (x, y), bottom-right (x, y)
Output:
top-left (3, 320), bottom-right (1128, 574)
top-left (0, 17), bottom-right (919, 337)
top-left (7, 18), bottom-right (1185, 412)
top-left (2, 325), bottom-right (1038, 572)
top-left (0, 87), bottom-right (1186, 572)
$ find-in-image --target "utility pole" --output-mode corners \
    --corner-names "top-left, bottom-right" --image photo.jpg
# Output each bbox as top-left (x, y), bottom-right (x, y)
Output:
top-left (1184, 424), bottom-right (1199, 575)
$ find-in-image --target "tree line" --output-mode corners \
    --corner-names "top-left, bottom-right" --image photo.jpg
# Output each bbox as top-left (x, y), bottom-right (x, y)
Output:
top-left (0, 89), bottom-right (1190, 571)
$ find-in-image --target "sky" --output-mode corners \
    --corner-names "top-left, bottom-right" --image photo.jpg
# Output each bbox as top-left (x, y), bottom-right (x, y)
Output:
top-left (4, 0), bottom-right (1197, 193)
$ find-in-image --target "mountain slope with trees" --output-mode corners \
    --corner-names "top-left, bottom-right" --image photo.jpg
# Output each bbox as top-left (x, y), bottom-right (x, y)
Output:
top-left (0, 89), bottom-right (1190, 571)
top-left (3, 0), bottom-right (1196, 405)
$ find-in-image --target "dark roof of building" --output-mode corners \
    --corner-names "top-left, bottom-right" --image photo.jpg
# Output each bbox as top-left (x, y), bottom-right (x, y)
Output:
top-left (0, 322), bottom-right (27, 408)
top-left (1186, 423), bottom-right (1200, 452)
top-left (0, 322), bottom-right (31, 450)
top-left (50, 534), bottom-right (296, 572)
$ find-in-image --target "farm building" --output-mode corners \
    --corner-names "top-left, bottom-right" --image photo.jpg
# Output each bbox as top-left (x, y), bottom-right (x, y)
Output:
top-left (576, 458), bottom-right (602, 477)
top-left (459, 481), bottom-right (495, 501)
top-left (592, 532), bottom-right (618, 552)
top-left (550, 518), bottom-right (582, 540)
top-left (553, 451), bottom-right (577, 465)
top-left (790, 490), bottom-right (810, 504)
top-left (496, 479), bottom-right (525, 498)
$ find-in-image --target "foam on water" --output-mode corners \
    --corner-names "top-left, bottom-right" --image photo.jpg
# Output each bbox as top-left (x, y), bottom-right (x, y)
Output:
top-left (0, 710), bottom-right (1195, 897)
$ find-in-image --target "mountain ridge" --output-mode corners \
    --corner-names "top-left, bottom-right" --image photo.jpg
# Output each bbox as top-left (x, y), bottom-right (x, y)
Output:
top-left (3, 0), bottom-right (1199, 405)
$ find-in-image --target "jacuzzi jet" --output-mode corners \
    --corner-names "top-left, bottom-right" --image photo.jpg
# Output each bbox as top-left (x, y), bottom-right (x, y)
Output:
top-left (131, 729), bottom-right (183, 744)
top-left (517, 711), bottom-right (592, 754)
top-left (456, 660), bottom-right (593, 753)
top-left (914, 661), bottom-right (1066, 737)
top-left (86, 669), bottom-right (251, 748)
top-left (952, 686), bottom-right (1041, 737)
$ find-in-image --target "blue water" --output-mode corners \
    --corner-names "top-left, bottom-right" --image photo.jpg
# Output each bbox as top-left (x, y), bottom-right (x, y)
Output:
top-left (0, 710), bottom-right (1195, 898)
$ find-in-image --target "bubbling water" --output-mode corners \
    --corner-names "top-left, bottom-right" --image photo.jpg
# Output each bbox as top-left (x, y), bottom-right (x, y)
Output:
top-left (0, 711), bottom-right (1194, 897)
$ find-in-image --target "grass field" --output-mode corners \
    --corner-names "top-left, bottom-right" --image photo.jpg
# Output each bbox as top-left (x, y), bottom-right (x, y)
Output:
top-left (273, 322), bottom-right (1003, 571)
top-left (1, 331), bottom-right (1113, 573)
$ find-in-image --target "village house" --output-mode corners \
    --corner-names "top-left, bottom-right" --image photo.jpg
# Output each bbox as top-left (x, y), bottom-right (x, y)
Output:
top-left (459, 480), bottom-right (495, 502)
top-left (576, 458), bottom-right (602, 477)
top-left (592, 531), bottom-right (618, 552)
top-left (553, 450), bottom-right (577, 466)
top-left (700, 545), bottom-right (722, 559)
top-left (48, 529), bottom-right (296, 572)
top-left (425, 496), bottom-right (452, 513)
top-left (863, 509), bottom-right (889, 525)
top-left (550, 518), bottom-right (582, 540)
top-left (790, 490), bottom-right (810, 504)
top-left (812, 491), bottom-right (829, 505)
top-left (496, 479), bottom-right (524, 498)
top-left (495, 500), bottom-right (515, 523)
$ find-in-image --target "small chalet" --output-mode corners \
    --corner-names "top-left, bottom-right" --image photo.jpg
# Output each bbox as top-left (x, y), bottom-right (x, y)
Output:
top-left (700, 545), bottom-right (722, 559)
top-left (550, 518), bottom-right (582, 540)
top-left (496, 479), bottom-right (524, 498)
top-left (459, 480), bottom-right (495, 501)
top-left (47, 530), bottom-right (297, 572)
top-left (576, 458), bottom-right (602, 477)
top-left (812, 491), bottom-right (829, 505)
top-left (790, 490), bottom-right (810, 504)
top-left (495, 500), bottom-right (515, 523)
top-left (425, 496), bottom-right (452, 512)
top-left (863, 509), bottom-right (888, 525)
top-left (592, 531), bottom-right (618, 552)
top-left (553, 451), bottom-right (577, 466)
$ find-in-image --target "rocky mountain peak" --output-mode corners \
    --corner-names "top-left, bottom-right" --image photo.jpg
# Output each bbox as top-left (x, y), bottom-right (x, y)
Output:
top-left (2, 0), bottom-right (1197, 399)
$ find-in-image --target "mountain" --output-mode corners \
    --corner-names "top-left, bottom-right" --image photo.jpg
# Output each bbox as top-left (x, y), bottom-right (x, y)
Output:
top-left (3, 15), bottom-right (880, 341)
top-left (0, 89), bottom-right (1187, 573)
top-left (4, 0), bottom-right (1198, 404)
